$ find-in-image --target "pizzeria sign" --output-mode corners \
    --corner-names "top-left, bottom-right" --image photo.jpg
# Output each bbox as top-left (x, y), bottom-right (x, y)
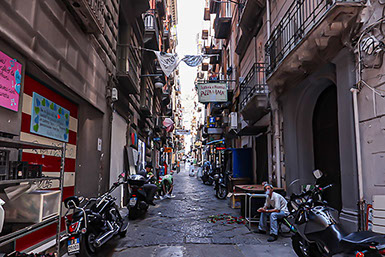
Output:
top-left (197, 83), bottom-right (227, 103)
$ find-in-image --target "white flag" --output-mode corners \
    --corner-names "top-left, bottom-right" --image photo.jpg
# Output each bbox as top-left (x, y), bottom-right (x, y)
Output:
top-left (154, 51), bottom-right (180, 77)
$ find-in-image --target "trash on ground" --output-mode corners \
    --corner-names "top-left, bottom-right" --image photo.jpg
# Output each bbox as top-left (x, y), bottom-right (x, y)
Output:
top-left (207, 213), bottom-right (246, 224)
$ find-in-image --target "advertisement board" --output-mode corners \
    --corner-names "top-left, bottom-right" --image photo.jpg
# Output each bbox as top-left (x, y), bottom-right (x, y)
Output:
top-left (0, 50), bottom-right (22, 112)
top-left (197, 83), bottom-right (227, 103)
top-left (30, 92), bottom-right (70, 142)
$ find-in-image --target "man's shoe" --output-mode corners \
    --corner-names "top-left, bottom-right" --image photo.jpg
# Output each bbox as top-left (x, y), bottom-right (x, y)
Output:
top-left (148, 201), bottom-right (156, 206)
top-left (256, 229), bottom-right (266, 234)
top-left (267, 234), bottom-right (278, 242)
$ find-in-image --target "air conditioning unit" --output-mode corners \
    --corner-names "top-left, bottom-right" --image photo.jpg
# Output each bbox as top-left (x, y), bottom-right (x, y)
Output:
top-left (230, 112), bottom-right (237, 130)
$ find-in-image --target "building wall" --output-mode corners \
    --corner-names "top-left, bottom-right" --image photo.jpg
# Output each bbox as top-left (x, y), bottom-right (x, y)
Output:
top-left (356, 1), bottom-right (385, 203)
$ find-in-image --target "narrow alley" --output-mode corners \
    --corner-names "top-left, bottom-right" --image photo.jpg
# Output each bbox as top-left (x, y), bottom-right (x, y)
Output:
top-left (100, 164), bottom-right (296, 257)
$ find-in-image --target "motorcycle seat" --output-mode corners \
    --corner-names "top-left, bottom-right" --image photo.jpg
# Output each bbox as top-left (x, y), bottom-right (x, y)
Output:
top-left (341, 231), bottom-right (385, 246)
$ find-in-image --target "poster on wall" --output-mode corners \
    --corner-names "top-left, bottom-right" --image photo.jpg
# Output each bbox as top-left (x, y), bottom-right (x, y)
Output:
top-left (30, 92), bottom-right (70, 142)
top-left (197, 83), bottom-right (227, 103)
top-left (0, 50), bottom-right (22, 112)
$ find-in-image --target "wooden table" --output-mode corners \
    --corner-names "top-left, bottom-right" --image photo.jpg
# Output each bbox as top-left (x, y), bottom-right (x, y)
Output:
top-left (234, 184), bottom-right (284, 194)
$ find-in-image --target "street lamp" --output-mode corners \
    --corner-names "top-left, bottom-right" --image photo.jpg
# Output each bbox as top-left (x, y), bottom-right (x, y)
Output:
top-left (140, 74), bottom-right (165, 89)
top-left (154, 77), bottom-right (165, 88)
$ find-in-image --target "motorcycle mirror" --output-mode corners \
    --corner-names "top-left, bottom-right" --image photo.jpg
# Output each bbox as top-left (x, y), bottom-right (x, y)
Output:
top-left (313, 169), bottom-right (323, 179)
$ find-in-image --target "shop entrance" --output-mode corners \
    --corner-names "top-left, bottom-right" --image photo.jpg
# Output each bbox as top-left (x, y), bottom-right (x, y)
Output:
top-left (312, 85), bottom-right (342, 211)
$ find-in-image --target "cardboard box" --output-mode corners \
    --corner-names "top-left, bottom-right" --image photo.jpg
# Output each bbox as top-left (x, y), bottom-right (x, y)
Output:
top-left (227, 193), bottom-right (246, 209)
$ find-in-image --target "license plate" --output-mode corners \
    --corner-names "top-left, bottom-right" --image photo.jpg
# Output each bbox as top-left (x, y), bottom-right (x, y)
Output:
top-left (129, 197), bottom-right (137, 207)
top-left (67, 237), bottom-right (80, 255)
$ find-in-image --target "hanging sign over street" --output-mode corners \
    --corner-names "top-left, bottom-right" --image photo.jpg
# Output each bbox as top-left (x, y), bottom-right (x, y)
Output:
top-left (0, 50), bottom-right (22, 112)
top-left (30, 92), bottom-right (70, 142)
top-left (198, 83), bottom-right (227, 103)
top-left (175, 129), bottom-right (190, 135)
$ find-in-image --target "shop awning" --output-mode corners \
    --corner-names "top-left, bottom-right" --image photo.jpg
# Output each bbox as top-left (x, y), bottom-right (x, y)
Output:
top-left (206, 139), bottom-right (225, 145)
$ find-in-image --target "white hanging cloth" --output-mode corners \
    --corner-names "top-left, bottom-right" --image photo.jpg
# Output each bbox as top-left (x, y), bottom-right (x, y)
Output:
top-left (154, 51), bottom-right (180, 77)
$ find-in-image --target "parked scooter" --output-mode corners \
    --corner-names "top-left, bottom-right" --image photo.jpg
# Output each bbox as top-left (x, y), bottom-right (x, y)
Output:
top-left (127, 174), bottom-right (149, 220)
top-left (288, 170), bottom-right (385, 257)
top-left (201, 163), bottom-right (216, 185)
top-left (214, 166), bottom-right (229, 199)
top-left (64, 173), bottom-right (128, 257)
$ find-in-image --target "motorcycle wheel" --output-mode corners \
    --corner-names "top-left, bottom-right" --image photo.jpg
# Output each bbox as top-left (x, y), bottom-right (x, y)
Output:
top-left (76, 232), bottom-right (97, 257)
top-left (216, 185), bottom-right (227, 199)
top-left (292, 234), bottom-right (322, 257)
top-left (128, 207), bottom-right (139, 220)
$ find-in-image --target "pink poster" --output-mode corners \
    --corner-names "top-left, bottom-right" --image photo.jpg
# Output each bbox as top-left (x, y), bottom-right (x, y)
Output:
top-left (0, 50), bottom-right (22, 112)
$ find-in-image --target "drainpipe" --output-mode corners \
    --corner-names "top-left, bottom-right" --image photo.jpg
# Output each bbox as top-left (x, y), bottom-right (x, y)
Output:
top-left (351, 87), bottom-right (364, 230)
top-left (274, 109), bottom-right (281, 188)
top-left (266, 0), bottom-right (271, 38)
top-left (266, 0), bottom-right (280, 187)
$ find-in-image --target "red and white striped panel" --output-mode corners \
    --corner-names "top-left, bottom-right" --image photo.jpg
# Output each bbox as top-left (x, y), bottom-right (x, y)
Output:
top-left (16, 75), bottom-right (78, 251)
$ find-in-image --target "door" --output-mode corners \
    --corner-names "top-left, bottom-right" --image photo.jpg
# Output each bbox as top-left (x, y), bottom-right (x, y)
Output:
top-left (312, 85), bottom-right (342, 211)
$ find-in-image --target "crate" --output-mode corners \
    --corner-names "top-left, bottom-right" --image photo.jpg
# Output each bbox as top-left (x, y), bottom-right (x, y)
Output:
top-left (27, 164), bottom-right (43, 178)
top-left (9, 161), bottom-right (28, 180)
top-left (227, 193), bottom-right (246, 209)
top-left (0, 150), bottom-right (9, 180)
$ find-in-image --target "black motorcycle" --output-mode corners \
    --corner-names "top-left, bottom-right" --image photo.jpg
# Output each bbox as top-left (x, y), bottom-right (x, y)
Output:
top-left (214, 166), bottom-right (229, 199)
top-left (64, 174), bottom-right (128, 257)
top-left (288, 170), bottom-right (385, 257)
top-left (127, 174), bottom-right (149, 220)
top-left (202, 165), bottom-right (216, 186)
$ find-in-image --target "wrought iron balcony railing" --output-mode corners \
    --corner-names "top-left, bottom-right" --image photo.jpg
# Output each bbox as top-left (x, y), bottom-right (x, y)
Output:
top-left (265, 0), bottom-right (362, 76)
top-left (239, 63), bottom-right (268, 110)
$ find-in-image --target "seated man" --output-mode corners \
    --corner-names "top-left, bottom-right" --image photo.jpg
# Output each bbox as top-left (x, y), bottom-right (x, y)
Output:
top-left (137, 164), bottom-right (158, 206)
top-left (257, 184), bottom-right (288, 242)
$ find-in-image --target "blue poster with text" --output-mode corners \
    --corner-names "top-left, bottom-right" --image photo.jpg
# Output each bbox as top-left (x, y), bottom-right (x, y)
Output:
top-left (30, 92), bottom-right (70, 142)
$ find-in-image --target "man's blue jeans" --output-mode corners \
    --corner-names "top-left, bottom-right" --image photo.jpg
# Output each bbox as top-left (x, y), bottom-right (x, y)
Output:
top-left (258, 211), bottom-right (287, 235)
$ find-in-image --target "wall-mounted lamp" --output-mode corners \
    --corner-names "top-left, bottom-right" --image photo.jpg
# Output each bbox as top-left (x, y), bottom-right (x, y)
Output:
top-left (140, 74), bottom-right (165, 88)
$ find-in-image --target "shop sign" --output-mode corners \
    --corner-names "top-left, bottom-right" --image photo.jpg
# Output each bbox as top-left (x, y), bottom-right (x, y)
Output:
top-left (175, 129), bottom-right (190, 135)
top-left (164, 147), bottom-right (172, 153)
top-left (30, 92), bottom-right (70, 142)
top-left (0, 50), bottom-right (22, 112)
top-left (197, 83), bottom-right (227, 103)
top-left (207, 128), bottom-right (224, 134)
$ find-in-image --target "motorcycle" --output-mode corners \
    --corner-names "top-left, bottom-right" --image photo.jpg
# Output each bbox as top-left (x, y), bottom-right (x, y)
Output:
top-left (201, 164), bottom-right (216, 185)
top-left (64, 173), bottom-right (128, 257)
top-left (288, 170), bottom-right (385, 257)
top-left (127, 174), bottom-right (149, 220)
top-left (214, 166), bottom-right (229, 200)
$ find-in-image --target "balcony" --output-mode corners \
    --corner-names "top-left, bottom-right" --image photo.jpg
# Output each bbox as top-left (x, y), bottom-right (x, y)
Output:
top-left (204, 8), bottom-right (210, 20)
top-left (144, 10), bottom-right (160, 49)
top-left (209, 0), bottom-right (220, 13)
top-left (117, 44), bottom-right (141, 94)
top-left (265, 0), bottom-right (364, 87)
top-left (202, 30), bottom-right (209, 40)
top-left (64, 0), bottom-right (105, 34)
top-left (239, 63), bottom-right (269, 124)
top-left (235, 0), bottom-right (264, 58)
top-left (163, 26), bottom-right (170, 50)
top-left (156, 0), bottom-right (167, 18)
top-left (140, 81), bottom-right (153, 117)
top-left (214, 2), bottom-right (232, 39)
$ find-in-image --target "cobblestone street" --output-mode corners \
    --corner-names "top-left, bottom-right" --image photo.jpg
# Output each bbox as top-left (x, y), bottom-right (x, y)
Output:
top-left (99, 164), bottom-right (297, 257)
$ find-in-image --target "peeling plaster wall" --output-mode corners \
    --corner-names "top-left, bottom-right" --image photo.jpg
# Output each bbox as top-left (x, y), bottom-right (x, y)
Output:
top-left (356, 1), bottom-right (385, 202)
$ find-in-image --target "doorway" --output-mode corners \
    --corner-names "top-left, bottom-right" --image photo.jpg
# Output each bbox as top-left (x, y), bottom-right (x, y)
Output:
top-left (312, 85), bottom-right (342, 211)
top-left (255, 134), bottom-right (268, 184)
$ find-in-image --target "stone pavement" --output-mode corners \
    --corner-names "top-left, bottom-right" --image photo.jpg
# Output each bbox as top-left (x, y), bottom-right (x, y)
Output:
top-left (99, 164), bottom-right (297, 257)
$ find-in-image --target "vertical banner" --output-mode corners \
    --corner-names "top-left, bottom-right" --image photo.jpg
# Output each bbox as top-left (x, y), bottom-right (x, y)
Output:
top-left (198, 83), bottom-right (227, 103)
top-left (0, 50), bottom-right (22, 112)
top-left (30, 92), bottom-right (70, 142)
